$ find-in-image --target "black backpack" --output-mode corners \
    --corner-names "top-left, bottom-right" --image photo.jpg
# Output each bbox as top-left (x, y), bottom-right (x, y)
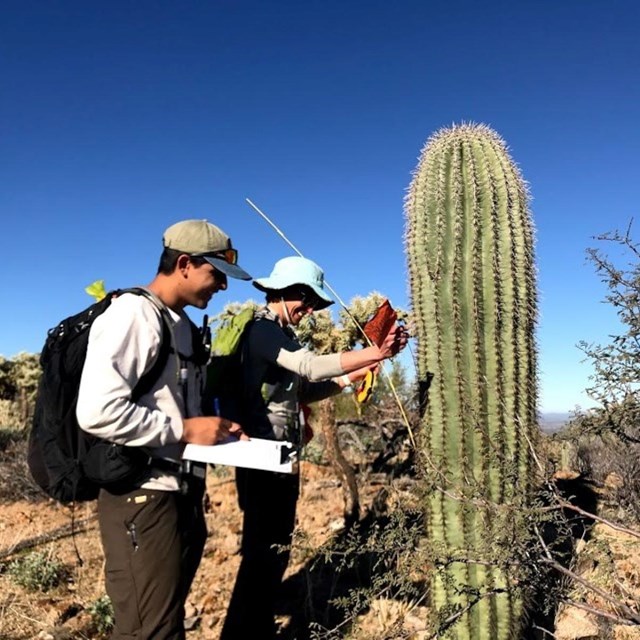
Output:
top-left (27, 288), bottom-right (173, 503)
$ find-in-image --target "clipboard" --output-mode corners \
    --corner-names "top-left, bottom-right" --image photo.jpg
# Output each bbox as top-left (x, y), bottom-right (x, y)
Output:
top-left (182, 437), bottom-right (299, 474)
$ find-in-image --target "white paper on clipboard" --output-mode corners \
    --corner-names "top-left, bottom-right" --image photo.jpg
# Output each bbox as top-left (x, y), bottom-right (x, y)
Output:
top-left (182, 437), bottom-right (299, 474)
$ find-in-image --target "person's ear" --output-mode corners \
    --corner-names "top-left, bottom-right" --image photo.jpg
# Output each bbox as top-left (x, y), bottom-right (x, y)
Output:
top-left (177, 254), bottom-right (191, 274)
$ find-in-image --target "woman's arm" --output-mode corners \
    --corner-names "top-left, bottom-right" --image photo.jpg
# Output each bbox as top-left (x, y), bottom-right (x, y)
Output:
top-left (250, 320), bottom-right (344, 381)
top-left (250, 318), bottom-right (408, 382)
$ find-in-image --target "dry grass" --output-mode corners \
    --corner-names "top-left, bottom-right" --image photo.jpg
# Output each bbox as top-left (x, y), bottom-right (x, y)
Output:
top-left (2, 430), bottom-right (640, 639)
top-left (0, 462), bottom-right (360, 639)
top-left (0, 432), bottom-right (42, 505)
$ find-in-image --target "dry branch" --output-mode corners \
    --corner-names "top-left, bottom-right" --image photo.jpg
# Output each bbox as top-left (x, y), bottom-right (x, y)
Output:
top-left (0, 516), bottom-right (97, 561)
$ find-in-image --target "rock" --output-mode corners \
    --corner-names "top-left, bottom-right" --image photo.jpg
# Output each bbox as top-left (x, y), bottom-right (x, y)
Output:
top-left (206, 613), bottom-right (221, 628)
top-left (184, 615), bottom-right (200, 631)
top-left (605, 473), bottom-right (624, 490)
top-left (328, 518), bottom-right (344, 532)
top-left (220, 532), bottom-right (241, 555)
top-left (574, 537), bottom-right (587, 554)
top-left (613, 625), bottom-right (640, 639)
top-left (404, 606), bottom-right (429, 635)
top-left (351, 598), bottom-right (419, 638)
top-left (555, 605), bottom-right (600, 639)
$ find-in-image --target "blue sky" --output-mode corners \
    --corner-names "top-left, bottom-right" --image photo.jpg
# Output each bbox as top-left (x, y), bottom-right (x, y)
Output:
top-left (1, 1), bottom-right (639, 413)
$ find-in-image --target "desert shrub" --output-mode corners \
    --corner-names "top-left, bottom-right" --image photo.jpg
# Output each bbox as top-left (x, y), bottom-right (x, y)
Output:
top-left (0, 425), bottom-right (42, 503)
top-left (570, 226), bottom-right (640, 523)
top-left (0, 399), bottom-right (26, 432)
top-left (6, 549), bottom-right (67, 592)
top-left (304, 505), bottom-right (427, 638)
top-left (301, 436), bottom-right (326, 465)
top-left (562, 410), bottom-right (640, 521)
top-left (0, 354), bottom-right (40, 427)
top-left (87, 595), bottom-right (115, 635)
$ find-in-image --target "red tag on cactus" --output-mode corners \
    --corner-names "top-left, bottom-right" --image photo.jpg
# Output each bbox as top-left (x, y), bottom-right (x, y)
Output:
top-left (363, 300), bottom-right (397, 347)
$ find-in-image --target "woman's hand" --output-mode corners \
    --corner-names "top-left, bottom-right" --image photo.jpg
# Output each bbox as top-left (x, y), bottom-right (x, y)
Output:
top-left (338, 363), bottom-right (379, 387)
top-left (378, 323), bottom-right (409, 359)
top-left (339, 324), bottom-right (409, 373)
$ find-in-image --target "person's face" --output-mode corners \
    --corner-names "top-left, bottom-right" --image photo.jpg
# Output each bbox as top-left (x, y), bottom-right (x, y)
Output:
top-left (285, 287), bottom-right (320, 325)
top-left (183, 257), bottom-right (227, 309)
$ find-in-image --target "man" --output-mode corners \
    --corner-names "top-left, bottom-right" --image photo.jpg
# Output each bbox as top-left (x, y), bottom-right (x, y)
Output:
top-left (77, 219), bottom-right (251, 639)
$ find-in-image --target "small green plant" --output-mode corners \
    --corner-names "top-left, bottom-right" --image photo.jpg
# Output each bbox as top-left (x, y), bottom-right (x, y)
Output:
top-left (6, 549), bottom-right (66, 592)
top-left (209, 462), bottom-right (233, 479)
top-left (88, 595), bottom-right (115, 635)
top-left (301, 438), bottom-right (326, 465)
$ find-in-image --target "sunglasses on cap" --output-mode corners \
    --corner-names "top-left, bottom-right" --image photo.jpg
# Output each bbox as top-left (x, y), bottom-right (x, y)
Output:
top-left (192, 248), bottom-right (239, 265)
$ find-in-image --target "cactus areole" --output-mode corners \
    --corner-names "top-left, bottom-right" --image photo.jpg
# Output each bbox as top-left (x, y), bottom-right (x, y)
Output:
top-left (405, 124), bottom-right (538, 639)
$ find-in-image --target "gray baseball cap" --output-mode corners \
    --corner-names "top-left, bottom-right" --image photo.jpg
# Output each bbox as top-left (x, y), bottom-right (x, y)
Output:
top-left (163, 219), bottom-right (251, 280)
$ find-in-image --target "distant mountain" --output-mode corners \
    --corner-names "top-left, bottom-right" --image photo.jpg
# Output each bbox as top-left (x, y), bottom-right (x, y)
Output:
top-left (539, 412), bottom-right (572, 433)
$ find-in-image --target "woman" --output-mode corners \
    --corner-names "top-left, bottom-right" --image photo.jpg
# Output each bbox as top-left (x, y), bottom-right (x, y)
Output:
top-left (220, 256), bottom-right (408, 639)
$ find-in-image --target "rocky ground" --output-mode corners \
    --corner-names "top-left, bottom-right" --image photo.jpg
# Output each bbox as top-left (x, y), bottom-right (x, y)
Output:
top-left (1, 456), bottom-right (433, 640)
top-left (1, 444), bottom-right (640, 639)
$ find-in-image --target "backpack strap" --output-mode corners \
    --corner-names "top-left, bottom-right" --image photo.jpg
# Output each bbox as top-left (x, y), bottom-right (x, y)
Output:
top-left (132, 316), bottom-right (172, 401)
top-left (180, 318), bottom-right (211, 367)
top-left (246, 307), bottom-right (286, 408)
top-left (117, 288), bottom-right (174, 401)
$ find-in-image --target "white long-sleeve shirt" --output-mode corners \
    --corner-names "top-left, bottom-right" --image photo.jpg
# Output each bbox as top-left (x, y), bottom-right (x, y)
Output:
top-left (76, 291), bottom-right (204, 491)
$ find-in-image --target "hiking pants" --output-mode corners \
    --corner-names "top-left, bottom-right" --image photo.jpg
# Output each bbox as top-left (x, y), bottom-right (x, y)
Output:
top-left (97, 479), bottom-right (206, 640)
top-left (220, 467), bottom-right (300, 640)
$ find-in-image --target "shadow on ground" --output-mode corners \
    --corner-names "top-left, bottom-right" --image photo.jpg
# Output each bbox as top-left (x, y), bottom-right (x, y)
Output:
top-left (272, 473), bottom-right (599, 640)
top-left (523, 474), bottom-right (598, 640)
top-left (277, 502), bottom-right (425, 640)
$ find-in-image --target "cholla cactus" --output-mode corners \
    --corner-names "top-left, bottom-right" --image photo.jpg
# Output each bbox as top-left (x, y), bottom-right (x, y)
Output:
top-left (405, 123), bottom-right (538, 638)
top-left (297, 292), bottom-right (391, 354)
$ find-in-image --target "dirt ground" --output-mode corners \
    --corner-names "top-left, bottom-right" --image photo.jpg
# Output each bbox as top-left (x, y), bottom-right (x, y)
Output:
top-left (0, 461), bottom-right (408, 640)
top-left (2, 461), bottom-right (640, 639)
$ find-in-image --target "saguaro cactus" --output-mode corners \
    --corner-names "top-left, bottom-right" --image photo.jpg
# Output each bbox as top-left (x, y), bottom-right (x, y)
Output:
top-left (405, 123), bottom-right (538, 639)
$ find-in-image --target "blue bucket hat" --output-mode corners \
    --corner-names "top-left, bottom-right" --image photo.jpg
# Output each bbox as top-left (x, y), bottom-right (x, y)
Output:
top-left (253, 256), bottom-right (334, 310)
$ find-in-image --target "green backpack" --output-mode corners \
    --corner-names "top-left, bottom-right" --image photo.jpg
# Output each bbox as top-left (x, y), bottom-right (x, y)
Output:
top-left (203, 306), bottom-right (256, 421)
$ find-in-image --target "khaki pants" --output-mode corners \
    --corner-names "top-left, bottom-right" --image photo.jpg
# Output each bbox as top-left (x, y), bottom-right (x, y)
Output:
top-left (97, 480), bottom-right (206, 640)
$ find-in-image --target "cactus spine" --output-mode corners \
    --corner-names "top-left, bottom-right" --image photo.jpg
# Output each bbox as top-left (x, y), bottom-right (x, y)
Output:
top-left (405, 124), bottom-right (538, 639)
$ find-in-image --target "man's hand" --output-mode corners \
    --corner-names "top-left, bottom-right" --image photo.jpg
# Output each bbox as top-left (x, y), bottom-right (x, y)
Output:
top-left (182, 416), bottom-right (248, 445)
